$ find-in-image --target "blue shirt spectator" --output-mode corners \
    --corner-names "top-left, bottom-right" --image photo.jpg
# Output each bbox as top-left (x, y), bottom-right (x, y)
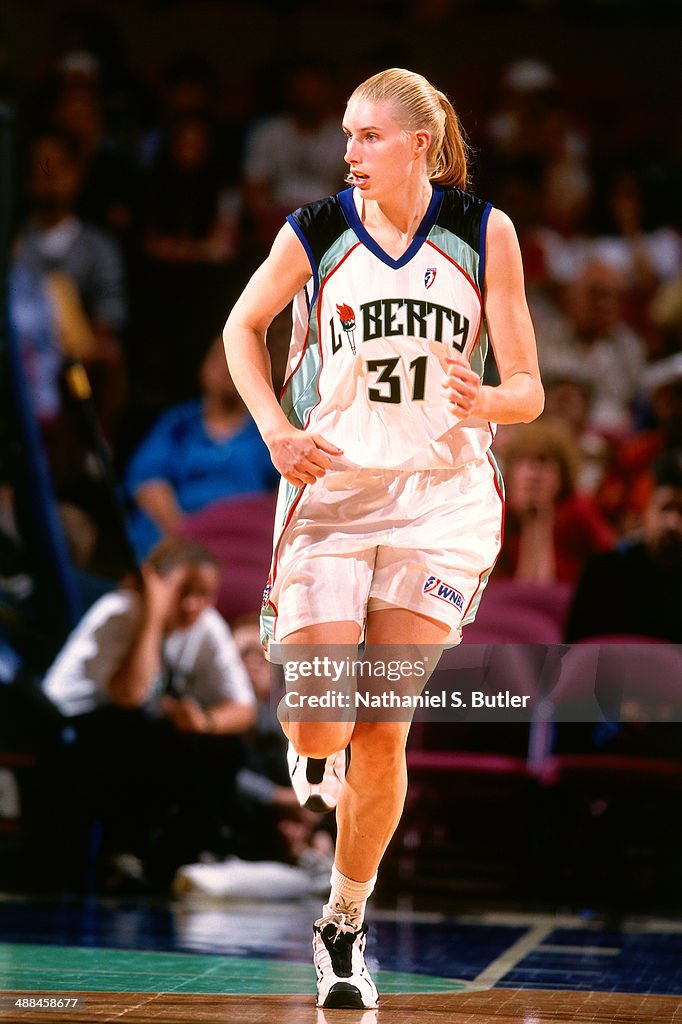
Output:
top-left (125, 335), bottom-right (279, 558)
top-left (125, 400), bottom-right (279, 559)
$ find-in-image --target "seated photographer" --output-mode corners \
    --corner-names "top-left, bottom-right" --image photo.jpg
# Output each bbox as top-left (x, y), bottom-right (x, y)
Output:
top-left (41, 537), bottom-right (255, 891)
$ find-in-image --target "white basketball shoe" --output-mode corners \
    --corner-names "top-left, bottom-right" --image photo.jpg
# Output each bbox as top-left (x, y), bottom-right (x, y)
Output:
top-left (313, 911), bottom-right (379, 1009)
top-left (287, 744), bottom-right (347, 813)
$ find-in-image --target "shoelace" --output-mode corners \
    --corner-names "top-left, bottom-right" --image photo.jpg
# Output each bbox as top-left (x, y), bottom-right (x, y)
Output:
top-left (314, 910), bottom-right (358, 942)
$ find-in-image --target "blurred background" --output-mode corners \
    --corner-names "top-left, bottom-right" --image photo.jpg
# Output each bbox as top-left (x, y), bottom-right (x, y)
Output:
top-left (1, 0), bottom-right (682, 911)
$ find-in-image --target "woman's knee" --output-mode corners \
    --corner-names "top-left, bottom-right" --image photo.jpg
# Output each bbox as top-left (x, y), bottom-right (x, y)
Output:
top-left (350, 721), bottom-right (410, 767)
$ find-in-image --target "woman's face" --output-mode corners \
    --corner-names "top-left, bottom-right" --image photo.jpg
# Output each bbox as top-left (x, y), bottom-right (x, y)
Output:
top-left (508, 454), bottom-right (563, 513)
top-left (342, 97), bottom-right (427, 199)
top-left (167, 563), bottom-right (220, 630)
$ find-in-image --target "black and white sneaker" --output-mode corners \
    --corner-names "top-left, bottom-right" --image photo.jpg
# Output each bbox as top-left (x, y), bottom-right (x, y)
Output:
top-left (312, 912), bottom-right (379, 1009)
top-left (287, 743), bottom-right (346, 812)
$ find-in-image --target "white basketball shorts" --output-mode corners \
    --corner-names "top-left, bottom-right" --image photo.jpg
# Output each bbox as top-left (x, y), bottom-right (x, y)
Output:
top-left (267, 454), bottom-right (504, 646)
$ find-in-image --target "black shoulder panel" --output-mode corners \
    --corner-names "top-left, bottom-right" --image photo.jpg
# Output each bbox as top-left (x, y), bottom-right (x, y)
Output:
top-left (289, 194), bottom-right (350, 266)
top-left (434, 188), bottom-right (489, 255)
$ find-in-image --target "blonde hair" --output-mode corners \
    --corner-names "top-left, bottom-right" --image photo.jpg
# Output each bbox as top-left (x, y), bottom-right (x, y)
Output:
top-left (349, 68), bottom-right (469, 190)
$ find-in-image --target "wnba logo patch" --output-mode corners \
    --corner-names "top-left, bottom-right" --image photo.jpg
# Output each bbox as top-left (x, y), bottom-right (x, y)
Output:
top-left (423, 575), bottom-right (464, 610)
top-left (424, 267), bottom-right (437, 289)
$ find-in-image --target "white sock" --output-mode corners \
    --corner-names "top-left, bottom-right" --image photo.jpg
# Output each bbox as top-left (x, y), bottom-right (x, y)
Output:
top-left (323, 865), bottom-right (377, 928)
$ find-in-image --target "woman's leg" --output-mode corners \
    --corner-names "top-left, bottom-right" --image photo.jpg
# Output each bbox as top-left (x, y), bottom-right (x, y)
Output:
top-left (334, 606), bottom-right (450, 883)
top-left (307, 607), bottom-right (449, 1009)
top-left (280, 620), bottom-right (361, 757)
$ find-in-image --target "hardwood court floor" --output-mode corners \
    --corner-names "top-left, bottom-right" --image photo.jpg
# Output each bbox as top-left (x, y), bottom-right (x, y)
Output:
top-left (2, 989), bottom-right (682, 1024)
top-left (2, 898), bottom-right (682, 1024)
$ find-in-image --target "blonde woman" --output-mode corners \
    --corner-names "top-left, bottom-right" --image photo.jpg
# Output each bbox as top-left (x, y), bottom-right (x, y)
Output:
top-left (224, 68), bottom-right (543, 1008)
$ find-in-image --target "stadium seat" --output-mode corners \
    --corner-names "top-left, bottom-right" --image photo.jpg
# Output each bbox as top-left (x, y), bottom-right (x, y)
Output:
top-left (462, 579), bottom-right (574, 644)
top-left (528, 636), bottom-right (682, 907)
top-left (180, 493), bottom-right (277, 621)
top-left (392, 643), bottom-right (540, 900)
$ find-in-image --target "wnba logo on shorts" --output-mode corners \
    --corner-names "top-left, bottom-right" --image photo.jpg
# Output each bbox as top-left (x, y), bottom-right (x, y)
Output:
top-left (423, 575), bottom-right (464, 610)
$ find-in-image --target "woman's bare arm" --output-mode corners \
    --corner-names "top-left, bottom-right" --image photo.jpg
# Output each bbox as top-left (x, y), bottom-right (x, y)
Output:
top-left (443, 208), bottom-right (544, 424)
top-left (223, 223), bottom-right (342, 486)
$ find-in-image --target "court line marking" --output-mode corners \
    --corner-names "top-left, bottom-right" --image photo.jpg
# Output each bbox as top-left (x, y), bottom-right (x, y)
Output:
top-left (469, 922), bottom-right (555, 990)
top-left (462, 911), bottom-right (591, 929)
top-left (370, 909), bottom-right (446, 924)
top-left (537, 944), bottom-right (621, 956)
top-left (465, 909), bottom-right (682, 934)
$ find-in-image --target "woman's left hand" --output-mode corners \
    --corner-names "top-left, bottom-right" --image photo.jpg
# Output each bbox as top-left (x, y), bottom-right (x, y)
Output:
top-left (161, 695), bottom-right (211, 733)
top-left (441, 354), bottom-right (483, 418)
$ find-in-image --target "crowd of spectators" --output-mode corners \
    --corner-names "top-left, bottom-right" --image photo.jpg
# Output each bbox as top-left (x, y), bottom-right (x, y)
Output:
top-left (5, 23), bottom-right (680, 586)
top-left (2, 7), bottom-right (682, 894)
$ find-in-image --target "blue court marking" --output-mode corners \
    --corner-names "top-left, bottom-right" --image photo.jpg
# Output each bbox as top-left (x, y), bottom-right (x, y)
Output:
top-left (498, 926), bottom-right (682, 995)
top-left (372, 918), bottom-right (527, 981)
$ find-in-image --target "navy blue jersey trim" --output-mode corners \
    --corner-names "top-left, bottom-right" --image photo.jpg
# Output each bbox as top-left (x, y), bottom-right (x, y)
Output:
top-left (478, 202), bottom-right (493, 292)
top-left (286, 213), bottom-right (319, 310)
top-left (337, 185), bottom-right (444, 269)
top-left (433, 188), bottom-right (487, 252)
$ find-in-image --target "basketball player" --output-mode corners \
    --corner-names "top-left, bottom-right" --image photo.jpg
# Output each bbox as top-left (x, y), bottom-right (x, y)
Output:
top-left (223, 69), bottom-right (543, 1009)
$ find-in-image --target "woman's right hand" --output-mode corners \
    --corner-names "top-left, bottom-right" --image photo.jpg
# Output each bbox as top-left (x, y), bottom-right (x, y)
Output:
top-left (141, 564), bottom-right (186, 628)
top-left (266, 426), bottom-right (343, 487)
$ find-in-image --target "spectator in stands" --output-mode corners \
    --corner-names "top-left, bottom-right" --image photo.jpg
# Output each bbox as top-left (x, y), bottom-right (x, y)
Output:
top-left (41, 537), bottom-right (256, 890)
top-left (650, 268), bottom-right (682, 359)
top-left (534, 260), bottom-right (647, 436)
top-left (232, 617), bottom-right (300, 856)
top-left (590, 168), bottom-right (682, 310)
top-left (125, 336), bottom-right (279, 559)
top-left (50, 79), bottom-right (141, 240)
top-left (523, 160), bottom-right (593, 302)
top-left (140, 114), bottom-right (239, 401)
top-left (12, 130), bottom-right (127, 451)
top-left (231, 617), bottom-right (334, 882)
top-left (566, 452), bottom-right (682, 643)
top-left (242, 59), bottom-right (345, 249)
top-left (487, 60), bottom-right (593, 302)
top-left (143, 114), bottom-right (236, 266)
top-left (597, 353), bottom-right (682, 534)
top-left (540, 362), bottom-right (608, 494)
top-left (8, 262), bottom-right (64, 432)
top-left (496, 419), bottom-right (614, 584)
top-left (137, 53), bottom-right (221, 169)
top-left (487, 60), bottom-right (588, 172)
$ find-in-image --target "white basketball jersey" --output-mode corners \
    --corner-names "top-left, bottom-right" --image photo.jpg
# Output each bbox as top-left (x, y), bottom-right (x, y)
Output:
top-left (280, 185), bottom-right (494, 471)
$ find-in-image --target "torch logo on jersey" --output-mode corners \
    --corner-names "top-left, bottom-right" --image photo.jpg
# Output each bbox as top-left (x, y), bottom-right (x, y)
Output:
top-left (336, 303), bottom-right (357, 354)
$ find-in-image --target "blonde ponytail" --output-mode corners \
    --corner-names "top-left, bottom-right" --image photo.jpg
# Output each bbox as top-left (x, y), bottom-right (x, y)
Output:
top-left (431, 91), bottom-right (469, 190)
top-left (350, 69), bottom-right (470, 190)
